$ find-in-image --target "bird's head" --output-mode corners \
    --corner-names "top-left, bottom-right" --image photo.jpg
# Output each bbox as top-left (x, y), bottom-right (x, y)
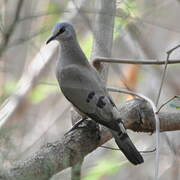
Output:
top-left (46, 22), bottom-right (76, 44)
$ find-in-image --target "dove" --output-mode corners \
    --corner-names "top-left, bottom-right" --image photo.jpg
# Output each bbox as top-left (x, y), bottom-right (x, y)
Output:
top-left (46, 22), bottom-right (144, 165)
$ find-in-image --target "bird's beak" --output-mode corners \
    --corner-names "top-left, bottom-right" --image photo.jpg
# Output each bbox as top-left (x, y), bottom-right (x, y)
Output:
top-left (46, 35), bottom-right (56, 44)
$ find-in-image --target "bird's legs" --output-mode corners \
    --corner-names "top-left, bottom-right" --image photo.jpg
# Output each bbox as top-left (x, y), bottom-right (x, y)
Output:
top-left (65, 117), bottom-right (87, 135)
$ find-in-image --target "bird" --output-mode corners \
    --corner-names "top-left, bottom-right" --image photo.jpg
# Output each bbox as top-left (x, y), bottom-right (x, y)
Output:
top-left (46, 22), bottom-right (144, 165)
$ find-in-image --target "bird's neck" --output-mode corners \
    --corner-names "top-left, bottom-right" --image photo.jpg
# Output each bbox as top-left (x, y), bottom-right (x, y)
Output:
top-left (59, 38), bottom-right (89, 66)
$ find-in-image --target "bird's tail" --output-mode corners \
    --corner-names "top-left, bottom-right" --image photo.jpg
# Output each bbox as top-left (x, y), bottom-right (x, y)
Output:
top-left (111, 130), bottom-right (144, 165)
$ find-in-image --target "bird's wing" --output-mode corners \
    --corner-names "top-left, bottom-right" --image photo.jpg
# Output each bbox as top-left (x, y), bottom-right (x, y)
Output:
top-left (57, 64), bottom-right (121, 131)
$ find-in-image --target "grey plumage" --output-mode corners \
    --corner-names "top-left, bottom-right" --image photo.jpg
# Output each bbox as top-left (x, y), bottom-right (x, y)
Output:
top-left (46, 22), bottom-right (144, 165)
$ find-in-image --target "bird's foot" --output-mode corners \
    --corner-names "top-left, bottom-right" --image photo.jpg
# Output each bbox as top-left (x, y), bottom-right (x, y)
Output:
top-left (65, 118), bottom-right (87, 135)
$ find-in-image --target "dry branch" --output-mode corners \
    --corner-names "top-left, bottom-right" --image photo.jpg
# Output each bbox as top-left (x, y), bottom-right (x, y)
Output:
top-left (93, 57), bottom-right (180, 68)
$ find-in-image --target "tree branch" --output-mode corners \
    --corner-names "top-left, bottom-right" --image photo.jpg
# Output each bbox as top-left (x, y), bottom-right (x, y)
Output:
top-left (92, 57), bottom-right (180, 69)
top-left (1, 98), bottom-right (180, 180)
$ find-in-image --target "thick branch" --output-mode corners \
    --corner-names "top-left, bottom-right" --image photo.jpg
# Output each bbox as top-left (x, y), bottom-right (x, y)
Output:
top-left (91, 0), bottom-right (116, 81)
top-left (1, 98), bottom-right (180, 180)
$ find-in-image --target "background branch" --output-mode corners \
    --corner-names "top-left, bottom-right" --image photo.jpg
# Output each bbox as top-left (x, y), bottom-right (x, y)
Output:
top-left (0, 0), bottom-right (24, 57)
top-left (93, 57), bottom-right (180, 67)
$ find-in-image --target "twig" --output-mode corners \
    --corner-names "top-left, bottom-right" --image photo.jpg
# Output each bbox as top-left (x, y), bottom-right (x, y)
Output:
top-left (100, 145), bottom-right (156, 154)
top-left (166, 44), bottom-right (180, 54)
top-left (107, 86), bottom-right (160, 178)
top-left (157, 95), bottom-right (180, 113)
top-left (154, 44), bottom-right (180, 180)
top-left (92, 57), bottom-right (180, 66)
top-left (155, 52), bottom-right (169, 106)
top-left (107, 87), bottom-right (160, 134)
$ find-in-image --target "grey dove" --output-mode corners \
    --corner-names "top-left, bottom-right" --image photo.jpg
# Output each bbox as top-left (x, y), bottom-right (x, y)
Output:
top-left (46, 22), bottom-right (144, 165)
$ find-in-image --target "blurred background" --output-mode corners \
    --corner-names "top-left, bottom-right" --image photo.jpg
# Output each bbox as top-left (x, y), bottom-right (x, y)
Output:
top-left (0, 0), bottom-right (180, 179)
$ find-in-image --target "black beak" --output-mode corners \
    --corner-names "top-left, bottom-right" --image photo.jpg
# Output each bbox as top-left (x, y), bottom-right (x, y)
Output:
top-left (46, 35), bottom-right (56, 44)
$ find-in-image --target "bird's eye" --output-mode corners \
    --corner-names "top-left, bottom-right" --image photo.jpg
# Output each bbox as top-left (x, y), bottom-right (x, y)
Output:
top-left (59, 27), bottom-right (66, 34)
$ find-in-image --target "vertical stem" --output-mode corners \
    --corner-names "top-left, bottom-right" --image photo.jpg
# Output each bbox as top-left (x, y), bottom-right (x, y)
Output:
top-left (91, 0), bottom-right (116, 82)
top-left (70, 0), bottom-right (91, 179)
top-left (71, 0), bottom-right (116, 179)
top-left (71, 160), bottom-right (83, 180)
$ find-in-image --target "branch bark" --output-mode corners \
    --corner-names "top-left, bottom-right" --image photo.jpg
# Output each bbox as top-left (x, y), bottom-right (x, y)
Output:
top-left (1, 98), bottom-right (180, 180)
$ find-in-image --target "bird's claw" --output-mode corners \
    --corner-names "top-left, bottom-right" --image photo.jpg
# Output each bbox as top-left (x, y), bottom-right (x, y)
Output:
top-left (65, 118), bottom-right (86, 135)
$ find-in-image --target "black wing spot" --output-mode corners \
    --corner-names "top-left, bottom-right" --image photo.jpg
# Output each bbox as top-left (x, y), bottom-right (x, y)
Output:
top-left (118, 131), bottom-right (122, 136)
top-left (97, 96), bottom-right (106, 108)
top-left (86, 91), bottom-right (95, 103)
top-left (86, 113), bottom-right (121, 132)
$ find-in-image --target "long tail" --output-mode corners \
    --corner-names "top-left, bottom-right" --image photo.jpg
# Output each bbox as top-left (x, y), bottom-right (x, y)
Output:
top-left (111, 130), bottom-right (144, 165)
